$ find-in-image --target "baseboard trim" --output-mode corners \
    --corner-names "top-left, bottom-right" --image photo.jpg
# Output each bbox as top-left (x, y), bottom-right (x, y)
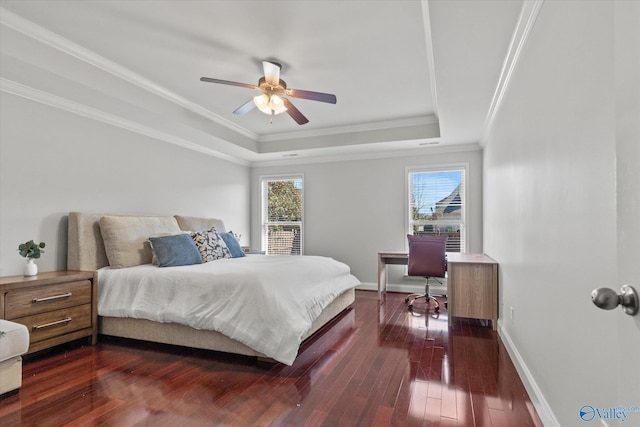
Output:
top-left (499, 321), bottom-right (559, 427)
top-left (356, 282), bottom-right (447, 296)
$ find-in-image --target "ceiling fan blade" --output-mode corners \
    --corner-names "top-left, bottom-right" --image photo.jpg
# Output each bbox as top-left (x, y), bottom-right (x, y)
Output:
top-left (282, 98), bottom-right (309, 125)
top-left (287, 88), bottom-right (337, 104)
top-left (262, 61), bottom-right (281, 86)
top-left (233, 99), bottom-right (256, 115)
top-left (200, 77), bottom-right (259, 90)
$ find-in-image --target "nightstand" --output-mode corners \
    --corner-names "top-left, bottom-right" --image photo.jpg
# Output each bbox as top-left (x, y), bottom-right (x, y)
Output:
top-left (0, 271), bottom-right (97, 354)
top-left (242, 247), bottom-right (266, 255)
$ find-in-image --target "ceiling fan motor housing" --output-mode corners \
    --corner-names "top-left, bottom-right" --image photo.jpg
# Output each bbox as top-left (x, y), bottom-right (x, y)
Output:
top-left (258, 77), bottom-right (287, 96)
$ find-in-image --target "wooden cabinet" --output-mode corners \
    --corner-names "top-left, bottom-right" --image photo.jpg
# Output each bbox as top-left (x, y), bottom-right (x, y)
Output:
top-left (447, 253), bottom-right (498, 330)
top-left (0, 271), bottom-right (97, 354)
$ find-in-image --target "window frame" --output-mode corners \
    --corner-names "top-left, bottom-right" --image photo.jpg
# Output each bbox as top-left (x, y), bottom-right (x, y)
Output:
top-left (260, 173), bottom-right (304, 255)
top-left (405, 164), bottom-right (468, 253)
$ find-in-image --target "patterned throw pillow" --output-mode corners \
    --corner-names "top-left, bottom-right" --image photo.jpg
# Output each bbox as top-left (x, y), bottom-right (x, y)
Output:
top-left (190, 227), bottom-right (231, 262)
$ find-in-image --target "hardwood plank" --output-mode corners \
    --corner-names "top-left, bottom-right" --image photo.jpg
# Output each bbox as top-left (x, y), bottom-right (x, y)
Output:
top-left (372, 405), bottom-right (393, 427)
top-left (0, 291), bottom-right (542, 427)
top-left (440, 384), bottom-right (458, 420)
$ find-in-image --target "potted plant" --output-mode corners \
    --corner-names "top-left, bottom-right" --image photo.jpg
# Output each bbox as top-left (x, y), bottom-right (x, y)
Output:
top-left (17, 240), bottom-right (45, 276)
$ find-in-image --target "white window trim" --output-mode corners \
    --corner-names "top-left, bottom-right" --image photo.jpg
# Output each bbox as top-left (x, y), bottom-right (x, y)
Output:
top-left (405, 163), bottom-right (469, 252)
top-left (259, 173), bottom-right (304, 255)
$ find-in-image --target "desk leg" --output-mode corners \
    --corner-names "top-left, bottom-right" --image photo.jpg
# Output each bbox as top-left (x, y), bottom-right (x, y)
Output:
top-left (377, 255), bottom-right (387, 301)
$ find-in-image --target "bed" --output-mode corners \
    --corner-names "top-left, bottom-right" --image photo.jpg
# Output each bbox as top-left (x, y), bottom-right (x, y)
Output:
top-left (67, 212), bottom-right (358, 365)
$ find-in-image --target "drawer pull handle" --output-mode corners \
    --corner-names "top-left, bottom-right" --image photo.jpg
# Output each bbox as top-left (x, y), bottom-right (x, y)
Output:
top-left (33, 317), bottom-right (72, 330)
top-left (32, 292), bottom-right (72, 303)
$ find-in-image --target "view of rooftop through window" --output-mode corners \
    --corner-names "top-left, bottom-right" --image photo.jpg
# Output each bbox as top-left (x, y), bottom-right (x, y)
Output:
top-left (408, 169), bottom-right (465, 252)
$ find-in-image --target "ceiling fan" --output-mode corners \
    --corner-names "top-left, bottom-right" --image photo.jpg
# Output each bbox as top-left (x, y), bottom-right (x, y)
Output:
top-left (200, 61), bottom-right (337, 125)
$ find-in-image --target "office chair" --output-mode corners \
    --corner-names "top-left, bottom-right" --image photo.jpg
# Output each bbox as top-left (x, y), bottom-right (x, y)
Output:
top-left (405, 234), bottom-right (448, 311)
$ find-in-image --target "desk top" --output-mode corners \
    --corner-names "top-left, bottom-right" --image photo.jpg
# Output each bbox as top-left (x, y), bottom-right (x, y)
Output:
top-left (377, 251), bottom-right (408, 259)
top-left (378, 251), bottom-right (497, 264)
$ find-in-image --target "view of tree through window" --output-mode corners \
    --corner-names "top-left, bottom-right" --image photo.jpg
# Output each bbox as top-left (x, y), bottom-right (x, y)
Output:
top-left (267, 181), bottom-right (302, 222)
top-left (408, 169), bottom-right (465, 252)
top-left (262, 176), bottom-right (303, 255)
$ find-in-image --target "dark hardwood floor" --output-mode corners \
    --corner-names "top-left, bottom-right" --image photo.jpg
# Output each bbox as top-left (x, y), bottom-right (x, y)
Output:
top-left (0, 291), bottom-right (542, 426)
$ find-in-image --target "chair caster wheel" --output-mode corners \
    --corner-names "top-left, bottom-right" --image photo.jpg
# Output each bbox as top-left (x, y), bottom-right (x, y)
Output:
top-left (405, 298), bottom-right (410, 303)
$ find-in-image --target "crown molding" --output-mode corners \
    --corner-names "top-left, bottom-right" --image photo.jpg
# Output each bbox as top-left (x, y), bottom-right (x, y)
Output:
top-left (251, 142), bottom-right (480, 168)
top-left (1, 75), bottom-right (477, 169)
top-left (0, 7), bottom-right (258, 142)
top-left (483, 0), bottom-right (544, 145)
top-left (421, 0), bottom-right (439, 119)
top-left (257, 115), bottom-right (439, 143)
top-left (0, 77), bottom-right (250, 166)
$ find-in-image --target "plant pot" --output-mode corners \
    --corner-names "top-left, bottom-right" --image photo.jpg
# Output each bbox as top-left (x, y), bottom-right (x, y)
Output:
top-left (24, 258), bottom-right (38, 276)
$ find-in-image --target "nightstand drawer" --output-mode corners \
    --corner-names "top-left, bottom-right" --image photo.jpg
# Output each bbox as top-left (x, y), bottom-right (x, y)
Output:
top-left (17, 304), bottom-right (92, 344)
top-left (4, 280), bottom-right (92, 319)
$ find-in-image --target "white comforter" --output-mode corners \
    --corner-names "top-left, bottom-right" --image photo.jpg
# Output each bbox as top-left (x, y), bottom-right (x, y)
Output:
top-left (98, 255), bottom-right (359, 365)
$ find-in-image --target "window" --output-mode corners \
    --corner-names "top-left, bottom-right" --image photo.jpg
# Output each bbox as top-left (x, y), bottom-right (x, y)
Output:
top-left (261, 175), bottom-right (303, 255)
top-left (407, 167), bottom-right (466, 252)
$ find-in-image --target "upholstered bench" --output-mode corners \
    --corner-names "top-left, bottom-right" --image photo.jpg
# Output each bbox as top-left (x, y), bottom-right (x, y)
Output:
top-left (0, 319), bottom-right (29, 396)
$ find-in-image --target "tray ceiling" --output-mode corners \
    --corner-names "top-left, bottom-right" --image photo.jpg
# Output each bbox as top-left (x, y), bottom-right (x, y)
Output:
top-left (0, 1), bottom-right (525, 165)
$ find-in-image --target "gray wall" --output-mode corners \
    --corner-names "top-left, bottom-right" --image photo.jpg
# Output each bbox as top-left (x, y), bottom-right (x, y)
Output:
top-left (251, 148), bottom-right (483, 289)
top-left (482, 1), bottom-right (639, 425)
top-left (0, 93), bottom-right (250, 276)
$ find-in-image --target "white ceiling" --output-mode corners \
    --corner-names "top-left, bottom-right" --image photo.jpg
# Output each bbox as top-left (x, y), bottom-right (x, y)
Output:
top-left (0, 0), bottom-right (524, 165)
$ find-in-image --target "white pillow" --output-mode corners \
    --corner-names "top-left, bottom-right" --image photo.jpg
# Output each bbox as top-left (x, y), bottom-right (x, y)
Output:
top-left (175, 215), bottom-right (226, 233)
top-left (99, 215), bottom-right (182, 268)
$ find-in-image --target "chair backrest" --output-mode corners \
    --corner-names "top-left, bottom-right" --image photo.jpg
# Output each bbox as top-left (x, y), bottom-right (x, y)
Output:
top-left (407, 234), bottom-right (447, 278)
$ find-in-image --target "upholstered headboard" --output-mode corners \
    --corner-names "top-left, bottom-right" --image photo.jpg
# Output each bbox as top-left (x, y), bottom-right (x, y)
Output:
top-left (68, 212), bottom-right (112, 271)
top-left (67, 212), bottom-right (226, 271)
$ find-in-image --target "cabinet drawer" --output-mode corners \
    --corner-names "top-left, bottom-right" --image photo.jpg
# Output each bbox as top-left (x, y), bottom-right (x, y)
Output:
top-left (16, 304), bottom-right (92, 344)
top-left (4, 280), bottom-right (92, 319)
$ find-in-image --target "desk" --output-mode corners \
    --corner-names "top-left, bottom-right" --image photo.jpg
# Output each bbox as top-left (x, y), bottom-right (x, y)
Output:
top-left (377, 252), bottom-right (408, 299)
top-left (378, 251), bottom-right (498, 330)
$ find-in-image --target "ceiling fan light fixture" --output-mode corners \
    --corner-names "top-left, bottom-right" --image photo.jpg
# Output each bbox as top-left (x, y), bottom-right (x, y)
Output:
top-left (253, 93), bottom-right (287, 116)
top-left (253, 93), bottom-right (271, 114)
top-left (269, 95), bottom-right (287, 115)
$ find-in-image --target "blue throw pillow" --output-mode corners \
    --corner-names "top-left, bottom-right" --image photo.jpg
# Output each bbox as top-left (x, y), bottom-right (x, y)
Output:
top-left (149, 233), bottom-right (203, 267)
top-left (220, 231), bottom-right (246, 258)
